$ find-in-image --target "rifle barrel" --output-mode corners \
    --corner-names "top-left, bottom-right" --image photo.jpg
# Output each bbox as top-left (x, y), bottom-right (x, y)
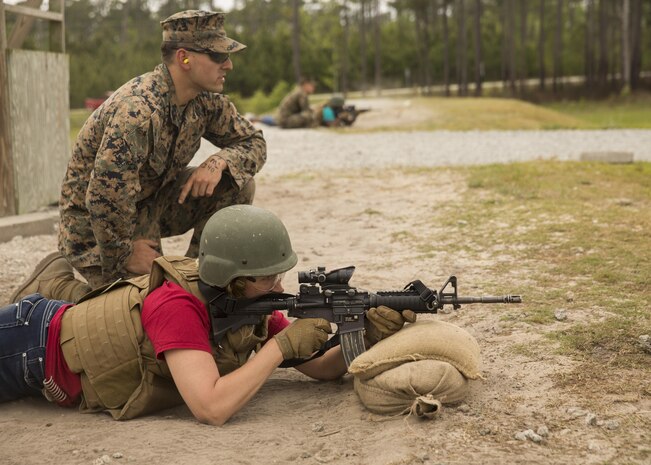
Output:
top-left (441, 295), bottom-right (522, 304)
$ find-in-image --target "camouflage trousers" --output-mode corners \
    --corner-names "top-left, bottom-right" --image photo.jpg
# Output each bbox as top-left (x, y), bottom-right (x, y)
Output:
top-left (75, 168), bottom-right (255, 289)
top-left (279, 110), bottom-right (317, 129)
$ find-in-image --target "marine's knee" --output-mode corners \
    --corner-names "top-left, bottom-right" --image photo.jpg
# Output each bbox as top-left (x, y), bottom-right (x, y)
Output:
top-left (77, 266), bottom-right (109, 291)
top-left (237, 179), bottom-right (256, 204)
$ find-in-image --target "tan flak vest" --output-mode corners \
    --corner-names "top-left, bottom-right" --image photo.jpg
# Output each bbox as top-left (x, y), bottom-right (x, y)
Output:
top-left (59, 256), bottom-right (269, 420)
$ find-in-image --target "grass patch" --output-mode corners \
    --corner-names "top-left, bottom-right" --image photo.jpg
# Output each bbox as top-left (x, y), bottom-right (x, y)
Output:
top-left (408, 161), bottom-right (651, 369)
top-left (509, 342), bottom-right (540, 358)
top-left (415, 97), bottom-right (592, 130)
top-left (338, 96), bottom-right (593, 132)
top-left (70, 108), bottom-right (92, 142)
top-left (543, 92), bottom-right (651, 129)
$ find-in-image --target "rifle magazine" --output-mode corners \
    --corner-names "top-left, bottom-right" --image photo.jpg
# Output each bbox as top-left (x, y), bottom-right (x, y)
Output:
top-left (341, 330), bottom-right (366, 367)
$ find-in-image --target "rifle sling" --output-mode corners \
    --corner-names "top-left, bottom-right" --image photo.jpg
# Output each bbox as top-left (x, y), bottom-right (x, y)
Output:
top-left (407, 279), bottom-right (438, 307)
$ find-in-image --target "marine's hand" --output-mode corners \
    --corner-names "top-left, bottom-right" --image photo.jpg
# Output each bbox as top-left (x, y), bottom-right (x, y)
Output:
top-left (178, 156), bottom-right (227, 204)
top-left (273, 318), bottom-right (332, 360)
top-left (364, 306), bottom-right (417, 346)
top-left (125, 239), bottom-right (161, 275)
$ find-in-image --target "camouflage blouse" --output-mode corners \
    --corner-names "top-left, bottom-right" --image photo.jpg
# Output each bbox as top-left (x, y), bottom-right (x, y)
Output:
top-left (59, 63), bottom-right (266, 276)
top-left (277, 87), bottom-right (310, 123)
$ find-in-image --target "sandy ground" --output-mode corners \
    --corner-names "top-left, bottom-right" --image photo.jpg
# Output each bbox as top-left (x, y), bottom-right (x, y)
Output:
top-left (1, 101), bottom-right (649, 465)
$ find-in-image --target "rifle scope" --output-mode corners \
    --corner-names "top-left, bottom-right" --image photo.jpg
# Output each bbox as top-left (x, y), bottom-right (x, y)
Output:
top-left (298, 266), bottom-right (355, 286)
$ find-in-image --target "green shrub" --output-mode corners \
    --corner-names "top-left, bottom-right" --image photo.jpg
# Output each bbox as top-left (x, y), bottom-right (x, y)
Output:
top-left (229, 81), bottom-right (292, 115)
top-left (267, 81), bottom-right (291, 108)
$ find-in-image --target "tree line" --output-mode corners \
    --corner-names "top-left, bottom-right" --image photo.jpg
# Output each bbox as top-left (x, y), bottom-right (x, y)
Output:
top-left (7, 0), bottom-right (650, 108)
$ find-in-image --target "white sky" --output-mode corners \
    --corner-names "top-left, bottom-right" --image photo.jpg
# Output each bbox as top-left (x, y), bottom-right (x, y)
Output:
top-left (212, 1), bottom-right (236, 12)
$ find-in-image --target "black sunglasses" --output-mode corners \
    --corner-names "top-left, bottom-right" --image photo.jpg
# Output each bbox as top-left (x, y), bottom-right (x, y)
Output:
top-left (184, 48), bottom-right (230, 64)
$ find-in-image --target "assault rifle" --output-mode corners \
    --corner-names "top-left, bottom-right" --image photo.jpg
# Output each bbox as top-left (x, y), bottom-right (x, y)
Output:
top-left (336, 105), bottom-right (370, 126)
top-left (202, 266), bottom-right (521, 367)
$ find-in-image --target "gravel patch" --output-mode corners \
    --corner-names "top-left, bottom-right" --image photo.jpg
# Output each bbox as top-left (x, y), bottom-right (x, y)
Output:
top-left (196, 128), bottom-right (651, 175)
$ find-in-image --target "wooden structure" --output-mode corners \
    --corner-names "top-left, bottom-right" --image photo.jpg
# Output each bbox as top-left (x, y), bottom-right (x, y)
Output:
top-left (0, 1), bottom-right (68, 216)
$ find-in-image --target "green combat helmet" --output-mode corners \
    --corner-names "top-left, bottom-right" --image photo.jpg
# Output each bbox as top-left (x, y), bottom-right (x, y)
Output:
top-left (328, 94), bottom-right (345, 109)
top-left (198, 205), bottom-right (298, 287)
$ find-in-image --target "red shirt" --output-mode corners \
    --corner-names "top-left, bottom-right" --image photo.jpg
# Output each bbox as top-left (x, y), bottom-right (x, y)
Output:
top-left (45, 304), bottom-right (81, 407)
top-left (46, 281), bottom-right (290, 406)
top-left (141, 281), bottom-right (213, 356)
top-left (142, 281), bottom-right (291, 359)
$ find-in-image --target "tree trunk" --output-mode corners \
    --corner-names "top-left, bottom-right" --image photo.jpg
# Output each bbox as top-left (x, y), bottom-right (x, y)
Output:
top-left (430, 2), bottom-right (438, 90)
top-left (457, 0), bottom-right (468, 96)
top-left (585, 0), bottom-right (596, 86)
top-left (359, 0), bottom-right (368, 94)
top-left (341, 0), bottom-right (350, 95)
top-left (415, 9), bottom-right (424, 89)
top-left (553, 0), bottom-right (563, 93)
top-left (473, 0), bottom-right (482, 96)
top-left (422, 1), bottom-right (433, 94)
top-left (291, 0), bottom-right (302, 83)
top-left (373, 0), bottom-right (382, 95)
top-left (630, 0), bottom-right (643, 89)
top-left (610, 0), bottom-right (619, 85)
top-left (414, 1), bottom-right (432, 94)
top-left (507, 0), bottom-right (516, 94)
top-left (597, 0), bottom-right (609, 83)
top-left (538, 0), bottom-right (546, 89)
top-left (621, 0), bottom-right (631, 90)
top-left (519, 0), bottom-right (528, 92)
top-left (442, 0), bottom-right (451, 96)
top-left (394, 2), bottom-right (410, 88)
top-left (500, 0), bottom-right (507, 89)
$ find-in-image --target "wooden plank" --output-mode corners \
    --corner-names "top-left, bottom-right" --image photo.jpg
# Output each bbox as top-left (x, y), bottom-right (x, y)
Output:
top-left (7, 0), bottom-right (44, 49)
top-left (7, 49), bottom-right (69, 214)
top-left (0, 0), bottom-right (5, 46)
top-left (4, 4), bottom-right (63, 22)
top-left (0, 1), bottom-right (17, 216)
top-left (49, 0), bottom-right (64, 53)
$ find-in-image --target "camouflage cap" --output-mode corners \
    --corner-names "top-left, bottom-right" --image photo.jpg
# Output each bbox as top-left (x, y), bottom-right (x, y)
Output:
top-left (161, 10), bottom-right (246, 54)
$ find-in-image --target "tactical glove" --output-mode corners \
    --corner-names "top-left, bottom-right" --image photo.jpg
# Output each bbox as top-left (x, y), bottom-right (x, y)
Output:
top-left (364, 305), bottom-right (417, 347)
top-left (225, 323), bottom-right (267, 353)
top-left (273, 318), bottom-right (333, 360)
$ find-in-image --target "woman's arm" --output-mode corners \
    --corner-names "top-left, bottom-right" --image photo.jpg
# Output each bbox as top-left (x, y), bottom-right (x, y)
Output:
top-left (293, 346), bottom-right (348, 381)
top-left (165, 338), bottom-right (284, 426)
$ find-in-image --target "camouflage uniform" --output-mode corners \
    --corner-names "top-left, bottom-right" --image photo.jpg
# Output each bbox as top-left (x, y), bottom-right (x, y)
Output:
top-left (58, 11), bottom-right (265, 289)
top-left (277, 87), bottom-right (316, 129)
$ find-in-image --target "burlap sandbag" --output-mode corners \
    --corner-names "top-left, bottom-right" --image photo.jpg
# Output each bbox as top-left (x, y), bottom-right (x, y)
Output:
top-left (348, 320), bottom-right (482, 380)
top-left (353, 359), bottom-right (468, 418)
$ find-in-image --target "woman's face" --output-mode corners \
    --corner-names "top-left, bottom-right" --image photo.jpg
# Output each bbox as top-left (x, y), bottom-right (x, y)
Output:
top-left (242, 273), bottom-right (285, 298)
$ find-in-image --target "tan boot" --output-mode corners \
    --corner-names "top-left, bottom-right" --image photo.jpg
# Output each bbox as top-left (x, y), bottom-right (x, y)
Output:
top-left (10, 251), bottom-right (91, 303)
